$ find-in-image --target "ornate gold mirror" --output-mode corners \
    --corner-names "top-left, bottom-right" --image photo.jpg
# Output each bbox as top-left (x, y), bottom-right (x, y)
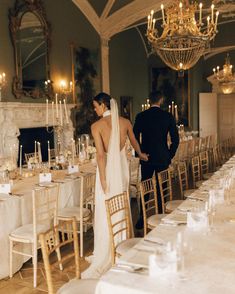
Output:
top-left (9, 0), bottom-right (53, 99)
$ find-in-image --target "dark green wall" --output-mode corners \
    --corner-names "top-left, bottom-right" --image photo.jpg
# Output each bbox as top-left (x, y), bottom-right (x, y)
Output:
top-left (109, 29), bottom-right (149, 121)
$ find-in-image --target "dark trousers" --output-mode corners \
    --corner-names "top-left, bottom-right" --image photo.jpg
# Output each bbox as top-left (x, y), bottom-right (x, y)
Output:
top-left (140, 163), bottom-right (169, 215)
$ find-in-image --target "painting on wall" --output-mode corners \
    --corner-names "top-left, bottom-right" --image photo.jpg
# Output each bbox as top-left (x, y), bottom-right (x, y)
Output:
top-left (151, 67), bottom-right (190, 126)
top-left (120, 96), bottom-right (133, 122)
top-left (71, 46), bottom-right (101, 136)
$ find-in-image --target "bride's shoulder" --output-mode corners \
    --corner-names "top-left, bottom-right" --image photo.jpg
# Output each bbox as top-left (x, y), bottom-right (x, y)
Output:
top-left (120, 116), bottom-right (131, 125)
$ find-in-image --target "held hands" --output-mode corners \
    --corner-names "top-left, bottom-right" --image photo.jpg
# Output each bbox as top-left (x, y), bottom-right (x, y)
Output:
top-left (139, 152), bottom-right (149, 162)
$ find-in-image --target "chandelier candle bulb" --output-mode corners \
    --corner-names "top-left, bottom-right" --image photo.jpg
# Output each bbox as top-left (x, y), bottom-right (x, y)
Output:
top-left (150, 10), bottom-right (154, 28)
top-left (55, 93), bottom-right (59, 119)
top-left (161, 4), bottom-right (166, 24)
top-left (147, 15), bottom-right (151, 30)
top-left (152, 18), bottom-right (156, 30)
top-left (199, 3), bottom-right (202, 25)
top-left (179, 2), bottom-right (183, 19)
top-left (211, 4), bottom-right (214, 23)
top-left (207, 16), bottom-right (210, 32)
top-left (69, 81), bottom-right (73, 92)
top-left (169, 105), bottom-right (171, 113)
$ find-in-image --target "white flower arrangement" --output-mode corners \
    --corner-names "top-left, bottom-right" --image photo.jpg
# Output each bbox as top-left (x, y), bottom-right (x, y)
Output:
top-left (86, 146), bottom-right (96, 154)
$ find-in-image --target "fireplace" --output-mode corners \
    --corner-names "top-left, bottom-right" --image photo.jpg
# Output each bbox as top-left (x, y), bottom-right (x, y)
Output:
top-left (0, 102), bottom-right (75, 164)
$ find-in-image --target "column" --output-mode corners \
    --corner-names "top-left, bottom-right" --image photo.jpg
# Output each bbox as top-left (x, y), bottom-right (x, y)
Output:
top-left (100, 37), bottom-right (110, 93)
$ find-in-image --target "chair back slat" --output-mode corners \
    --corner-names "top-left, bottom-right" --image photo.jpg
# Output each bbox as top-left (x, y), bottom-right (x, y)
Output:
top-left (105, 192), bottom-right (131, 265)
top-left (158, 169), bottom-right (173, 204)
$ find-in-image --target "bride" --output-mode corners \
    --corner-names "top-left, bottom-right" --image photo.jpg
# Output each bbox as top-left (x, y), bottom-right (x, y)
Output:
top-left (82, 92), bottom-right (148, 279)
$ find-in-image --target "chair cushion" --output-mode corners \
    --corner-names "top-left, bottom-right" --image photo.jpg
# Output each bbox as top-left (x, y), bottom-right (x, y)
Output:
top-left (10, 223), bottom-right (50, 242)
top-left (116, 238), bottom-right (140, 256)
top-left (166, 200), bottom-right (183, 212)
top-left (195, 180), bottom-right (204, 188)
top-left (58, 278), bottom-right (98, 294)
top-left (203, 173), bottom-right (213, 180)
top-left (184, 189), bottom-right (197, 198)
top-left (58, 207), bottom-right (91, 220)
top-left (147, 214), bottom-right (166, 228)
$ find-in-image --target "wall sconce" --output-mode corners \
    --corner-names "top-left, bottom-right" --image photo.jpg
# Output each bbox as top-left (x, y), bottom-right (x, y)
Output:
top-left (59, 80), bottom-right (73, 95)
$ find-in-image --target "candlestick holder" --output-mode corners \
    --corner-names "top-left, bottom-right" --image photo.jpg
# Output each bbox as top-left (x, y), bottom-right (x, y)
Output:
top-left (46, 119), bottom-right (69, 156)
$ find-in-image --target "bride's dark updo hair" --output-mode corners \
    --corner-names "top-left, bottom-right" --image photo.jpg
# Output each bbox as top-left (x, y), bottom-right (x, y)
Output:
top-left (93, 92), bottom-right (111, 110)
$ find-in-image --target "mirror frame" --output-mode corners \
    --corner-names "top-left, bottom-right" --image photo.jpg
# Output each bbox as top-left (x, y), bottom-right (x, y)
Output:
top-left (9, 0), bottom-right (53, 99)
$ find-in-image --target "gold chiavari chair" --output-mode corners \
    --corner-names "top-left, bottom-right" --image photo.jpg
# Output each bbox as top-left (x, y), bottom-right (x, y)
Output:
top-left (129, 157), bottom-right (141, 206)
top-left (191, 155), bottom-right (204, 188)
top-left (177, 161), bottom-right (196, 199)
top-left (105, 192), bottom-right (140, 266)
top-left (24, 152), bottom-right (39, 163)
top-left (39, 218), bottom-right (98, 294)
top-left (139, 177), bottom-right (166, 236)
top-left (199, 151), bottom-right (213, 180)
top-left (57, 172), bottom-right (96, 257)
top-left (9, 184), bottom-right (59, 288)
top-left (158, 168), bottom-right (183, 213)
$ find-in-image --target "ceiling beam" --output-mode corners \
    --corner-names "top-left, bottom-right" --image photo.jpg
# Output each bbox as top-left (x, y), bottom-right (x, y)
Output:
top-left (100, 0), bottom-right (171, 38)
top-left (101, 0), bottom-right (116, 21)
top-left (72, 0), bottom-right (100, 34)
top-left (204, 45), bottom-right (235, 60)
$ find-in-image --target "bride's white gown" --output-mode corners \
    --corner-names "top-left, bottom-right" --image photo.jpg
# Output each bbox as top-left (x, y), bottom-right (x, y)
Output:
top-left (82, 99), bottom-right (129, 279)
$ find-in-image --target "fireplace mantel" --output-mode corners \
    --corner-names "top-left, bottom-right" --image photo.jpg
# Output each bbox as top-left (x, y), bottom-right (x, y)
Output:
top-left (0, 102), bottom-right (75, 159)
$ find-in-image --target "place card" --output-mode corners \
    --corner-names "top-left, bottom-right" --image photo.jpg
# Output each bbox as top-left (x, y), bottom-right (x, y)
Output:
top-left (39, 173), bottom-right (52, 183)
top-left (68, 164), bottom-right (79, 174)
top-left (0, 183), bottom-right (11, 194)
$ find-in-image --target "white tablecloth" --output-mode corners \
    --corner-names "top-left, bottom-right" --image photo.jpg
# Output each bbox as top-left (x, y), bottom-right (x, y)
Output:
top-left (0, 162), bottom-right (96, 279)
top-left (96, 157), bottom-right (235, 294)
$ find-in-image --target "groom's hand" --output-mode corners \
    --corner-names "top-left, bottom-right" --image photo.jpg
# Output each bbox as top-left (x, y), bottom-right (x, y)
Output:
top-left (139, 153), bottom-right (149, 162)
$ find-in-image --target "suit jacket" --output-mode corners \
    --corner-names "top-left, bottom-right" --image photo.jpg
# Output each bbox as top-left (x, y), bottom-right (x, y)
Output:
top-left (133, 106), bottom-right (179, 167)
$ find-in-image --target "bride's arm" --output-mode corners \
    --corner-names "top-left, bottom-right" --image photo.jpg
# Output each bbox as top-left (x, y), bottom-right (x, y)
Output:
top-left (91, 123), bottom-right (107, 193)
top-left (127, 120), bottom-right (148, 161)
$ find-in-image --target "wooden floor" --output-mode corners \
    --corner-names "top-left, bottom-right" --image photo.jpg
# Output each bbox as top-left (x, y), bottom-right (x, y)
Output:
top-left (0, 199), bottom-right (141, 294)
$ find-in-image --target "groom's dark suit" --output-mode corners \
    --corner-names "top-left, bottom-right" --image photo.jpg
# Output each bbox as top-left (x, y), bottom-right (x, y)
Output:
top-left (133, 106), bottom-right (179, 215)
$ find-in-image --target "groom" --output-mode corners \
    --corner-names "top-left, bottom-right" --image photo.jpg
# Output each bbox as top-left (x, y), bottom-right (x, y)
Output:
top-left (133, 91), bottom-right (179, 229)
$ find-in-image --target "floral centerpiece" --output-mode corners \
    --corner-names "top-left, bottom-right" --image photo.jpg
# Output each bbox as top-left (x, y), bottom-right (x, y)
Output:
top-left (86, 146), bottom-right (96, 160)
top-left (0, 160), bottom-right (17, 172)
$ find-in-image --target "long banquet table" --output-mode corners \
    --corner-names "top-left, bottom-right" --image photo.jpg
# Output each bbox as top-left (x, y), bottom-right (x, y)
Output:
top-left (0, 162), bottom-right (96, 279)
top-left (96, 156), bottom-right (235, 294)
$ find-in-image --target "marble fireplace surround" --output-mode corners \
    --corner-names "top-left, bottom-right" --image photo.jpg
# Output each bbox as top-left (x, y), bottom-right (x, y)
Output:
top-left (0, 102), bottom-right (75, 159)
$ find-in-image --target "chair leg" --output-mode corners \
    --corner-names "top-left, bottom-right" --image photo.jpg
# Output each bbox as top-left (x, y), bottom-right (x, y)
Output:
top-left (9, 239), bottom-right (13, 278)
top-left (55, 247), bottom-right (63, 271)
top-left (32, 243), bottom-right (37, 288)
top-left (80, 221), bottom-right (83, 257)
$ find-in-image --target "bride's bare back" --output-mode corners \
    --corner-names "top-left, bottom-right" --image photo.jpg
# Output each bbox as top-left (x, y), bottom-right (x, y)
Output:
top-left (92, 115), bottom-right (129, 153)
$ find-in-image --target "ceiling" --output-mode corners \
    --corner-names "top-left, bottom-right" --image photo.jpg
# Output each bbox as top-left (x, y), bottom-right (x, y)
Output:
top-left (71, 0), bottom-right (235, 58)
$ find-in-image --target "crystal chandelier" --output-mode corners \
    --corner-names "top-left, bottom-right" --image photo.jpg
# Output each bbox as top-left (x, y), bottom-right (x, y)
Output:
top-left (213, 54), bottom-right (235, 94)
top-left (147, 0), bottom-right (219, 71)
